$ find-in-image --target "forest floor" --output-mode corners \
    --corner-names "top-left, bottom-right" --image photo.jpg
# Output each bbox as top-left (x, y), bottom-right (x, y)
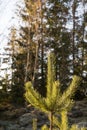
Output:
top-left (0, 99), bottom-right (87, 120)
top-left (0, 99), bottom-right (87, 129)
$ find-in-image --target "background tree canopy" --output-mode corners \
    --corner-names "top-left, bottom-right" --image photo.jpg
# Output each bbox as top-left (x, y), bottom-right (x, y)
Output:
top-left (0, 0), bottom-right (87, 104)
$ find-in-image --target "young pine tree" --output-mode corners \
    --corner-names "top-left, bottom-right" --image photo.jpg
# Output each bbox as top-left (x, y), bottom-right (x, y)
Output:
top-left (25, 53), bottom-right (81, 130)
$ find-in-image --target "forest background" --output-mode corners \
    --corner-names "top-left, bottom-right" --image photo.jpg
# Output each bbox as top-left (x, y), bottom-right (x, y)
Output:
top-left (0, 0), bottom-right (87, 105)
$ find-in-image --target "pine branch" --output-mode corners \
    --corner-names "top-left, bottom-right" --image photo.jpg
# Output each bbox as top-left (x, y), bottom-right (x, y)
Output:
top-left (25, 82), bottom-right (48, 112)
top-left (59, 75), bottom-right (81, 107)
top-left (46, 81), bottom-right (61, 111)
top-left (60, 111), bottom-right (69, 130)
top-left (46, 53), bottom-right (56, 99)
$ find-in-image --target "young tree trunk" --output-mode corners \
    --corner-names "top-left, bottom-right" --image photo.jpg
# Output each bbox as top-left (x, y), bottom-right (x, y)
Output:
top-left (49, 112), bottom-right (53, 130)
top-left (81, 0), bottom-right (85, 77)
top-left (40, 0), bottom-right (44, 90)
top-left (72, 0), bottom-right (76, 74)
top-left (32, 42), bottom-right (39, 86)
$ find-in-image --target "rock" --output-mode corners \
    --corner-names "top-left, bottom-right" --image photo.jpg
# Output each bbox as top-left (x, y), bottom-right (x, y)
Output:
top-left (20, 126), bottom-right (32, 130)
top-left (0, 120), bottom-right (9, 126)
top-left (19, 111), bottom-right (48, 128)
top-left (1, 107), bottom-right (27, 120)
top-left (0, 126), bottom-right (4, 130)
top-left (6, 124), bottom-right (20, 130)
top-left (69, 110), bottom-right (83, 118)
top-left (77, 121), bottom-right (87, 128)
top-left (19, 113), bottom-right (37, 127)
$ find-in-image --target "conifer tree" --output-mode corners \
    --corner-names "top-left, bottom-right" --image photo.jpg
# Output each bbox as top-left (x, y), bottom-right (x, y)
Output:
top-left (19, 0), bottom-right (47, 95)
top-left (8, 28), bottom-right (26, 105)
top-left (45, 0), bottom-right (71, 85)
top-left (25, 52), bottom-right (81, 130)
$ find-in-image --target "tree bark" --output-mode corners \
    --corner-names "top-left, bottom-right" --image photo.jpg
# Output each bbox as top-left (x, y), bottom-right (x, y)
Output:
top-left (72, 0), bottom-right (76, 74)
top-left (49, 112), bottom-right (53, 130)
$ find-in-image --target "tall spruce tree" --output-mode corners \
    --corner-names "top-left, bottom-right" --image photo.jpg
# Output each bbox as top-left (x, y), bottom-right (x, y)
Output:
top-left (19, 0), bottom-right (47, 95)
top-left (44, 0), bottom-right (71, 87)
top-left (19, 0), bottom-right (40, 83)
top-left (8, 28), bottom-right (26, 105)
top-left (70, 0), bottom-right (87, 94)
